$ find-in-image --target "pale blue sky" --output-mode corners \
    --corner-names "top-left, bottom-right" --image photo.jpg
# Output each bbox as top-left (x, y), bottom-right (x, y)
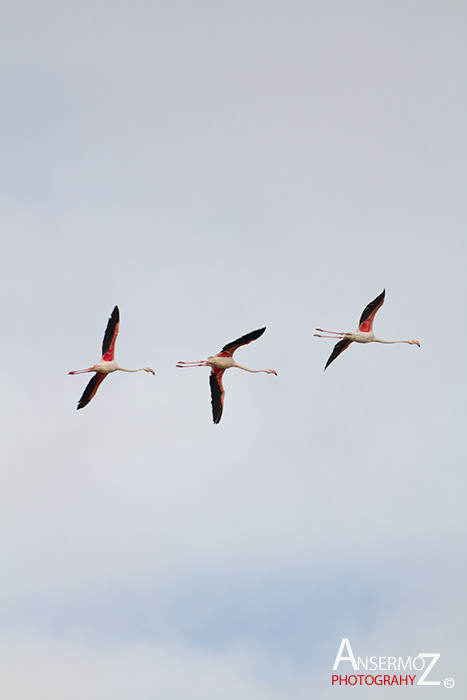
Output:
top-left (1, 1), bottom-right (466, 697)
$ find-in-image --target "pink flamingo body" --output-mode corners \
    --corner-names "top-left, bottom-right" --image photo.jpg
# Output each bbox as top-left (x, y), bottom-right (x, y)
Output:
top-left (69, 306), bottom-right (155, 409)
top-left (177, 327), bottom-right (277, 423)
top-left (315, 290), bottom-right (420, 369)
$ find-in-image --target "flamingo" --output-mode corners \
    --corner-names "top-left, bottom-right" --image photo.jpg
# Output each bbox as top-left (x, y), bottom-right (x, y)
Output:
top-left (69, 306), bottom-right (155, 409)
top-left (314, 289), bottom-right (420, 370)
top-left (176, 327), bottom-right (277, 423)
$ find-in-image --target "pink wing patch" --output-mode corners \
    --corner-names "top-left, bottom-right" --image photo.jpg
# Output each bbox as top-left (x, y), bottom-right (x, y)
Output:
top-left (359, 317), bottom-right (376, 333)
top-left (358, 290), bottom-right (385, 332)
top-left (102, 322), bottom-right (119, 362)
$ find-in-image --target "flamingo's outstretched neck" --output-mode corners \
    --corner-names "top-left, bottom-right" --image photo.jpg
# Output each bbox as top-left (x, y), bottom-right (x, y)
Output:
top-left (117, 366), bottom-right (155, 374)
top-left (373, 338), bottom-right (420, 346)
top-left (233, 363), bottom-right (277, 375)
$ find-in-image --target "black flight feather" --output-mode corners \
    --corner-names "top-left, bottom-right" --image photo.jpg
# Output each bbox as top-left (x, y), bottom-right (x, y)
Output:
top-left (102, 306), bottom-right (119, 356)
top-left (324, 338), bottom-right (352, 370)
top-left (209, 372), bottom-right (224, 424)
top-left (77, 373), bottom-right (103, 410)
top-left (222, 327), bottom-right (266, 353)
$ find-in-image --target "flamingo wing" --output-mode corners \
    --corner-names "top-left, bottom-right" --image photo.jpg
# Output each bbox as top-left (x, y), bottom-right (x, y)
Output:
top-left (209, 368), bottom-right (225, 424)
top-left (219, 327), bottom-right (266, 357)
top-left (325, 338), bottom-right (353, 370)
top-left (77, 372), bottom-right (107, 410)
top-left (358, 290), bottom-right (385, 332)
top-left (101, 306), bottom-right (120, 361)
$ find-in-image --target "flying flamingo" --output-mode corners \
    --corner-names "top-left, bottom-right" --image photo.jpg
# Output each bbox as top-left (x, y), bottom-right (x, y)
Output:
top-left (69, 306), bottom-right (155, 409)
top-left (177, 327), bottom-right (277, 423)
top-left (314, 289), bottom-right (420, 370)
